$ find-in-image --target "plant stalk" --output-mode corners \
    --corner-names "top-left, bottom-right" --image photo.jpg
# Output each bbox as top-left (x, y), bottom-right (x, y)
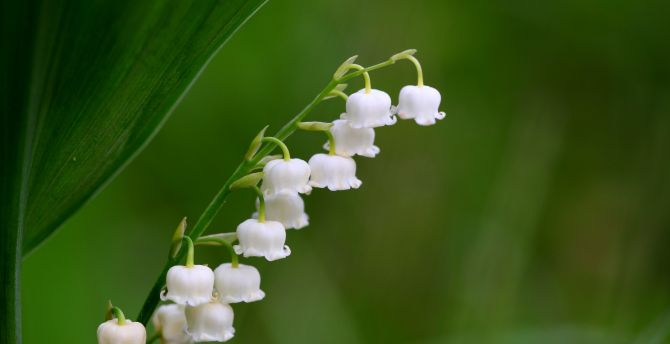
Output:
top-left (136, 58), bottom-right (396, 325)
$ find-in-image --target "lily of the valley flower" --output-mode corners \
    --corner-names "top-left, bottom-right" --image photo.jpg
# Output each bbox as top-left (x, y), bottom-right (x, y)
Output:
top-left (396, 85), bottom-right (445, 126)
top-left (255, 190), bottom-right (309, 229)
top-left (261, 137), bottom-right (312, 196)
top-left (162, 265), bottom-right (215, 306)
top-left (342, 89), bottom-right (396, 129)
top-left (308, 153), bottom-right (362, 191)
top-left (234, 219), bottom-right (291, 261)
top-left (214, 263), bottom-right (265, 303)
top-left (324, 119), bottom-right (380, 158)
top-left (97, 320), bottom-right (146, 344)
top-left (185, 301), bottom-right (235, 342)
top-left (262, 158), bottom-right (311, 196)
top-left (162, 237), bottom-right (215, 306)
top-left (152, 304), bottom-right (192, 344)
top-left (98, 307), bottom-right (146, 344)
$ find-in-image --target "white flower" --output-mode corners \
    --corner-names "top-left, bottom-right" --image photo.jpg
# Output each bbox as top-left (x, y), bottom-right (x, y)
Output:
top-left (152, 304), bottom-right (192, 344)
top-left (97, 319), bottom-right (146, 344)
top-left (262, 158), bottom-right (311, 196)
top-left (254, 190), bottom-right (308, 229)
top-left (395, 85), bottom-right (445, 126)
top-left (234, 219), bottom-right (290, 261)
top-left (341, 89), bottom-right (396, 128)
top-left (324, 119), bottom-right (379, 158)
top-left (214, 263), bottom-right (265, 303)
top-left (161, 265), bottom-right (215, 306)
top-left (185, 301), bottom-right (235, 342)
top-left (308, 153), bottom-right (362, 191)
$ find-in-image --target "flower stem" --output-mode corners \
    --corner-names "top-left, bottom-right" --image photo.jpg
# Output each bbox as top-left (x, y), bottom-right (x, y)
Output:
top-left (262, 137), bottom-right (290, 161)
top-left (194, 236), bottom-right (239, 267)
top-left (135, 56), bottom-right (399, 326)
top-left (330, 89), bottom-right (348, 101)
top-left (398, 55), bottom-right (423, 86)
top-left (111, 306), bottom-right (126, 325)
top-left (184, 236), bottom-right (194, 267)
top-left (325, 130), bottom-right (336, 155)
top-left (252, 185), bottom-right (265, 222)
top-left (347, 64), bottom-right (372, 93)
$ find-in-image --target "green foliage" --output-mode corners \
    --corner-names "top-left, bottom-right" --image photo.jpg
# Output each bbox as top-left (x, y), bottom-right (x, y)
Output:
top-left (0, 0), bottom-right (266, 342)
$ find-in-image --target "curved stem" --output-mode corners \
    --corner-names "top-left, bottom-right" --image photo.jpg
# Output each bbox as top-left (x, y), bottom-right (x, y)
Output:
top-left (184, 236), bottom-right (194, 267)
top-left (347, 64), bottom-right (372, 93)
top-left (252, 186), bottom-right (265, 222)
top-left (111, 306), bottom-right (126, 325)
top-left (136, 56), bottom-right (398, 326)
top-left (225, 241), bottom-right (239, 268)
top-left (330, 89), bottom-right (348, 101)
top-left (194, 237), bottom-right (238, 268)
top-left (325, 130), bottom-right (336, 155)
top-left (398, 55), bottom-right (423, 86)
top-left (262, 137), bottom-right (290, 161)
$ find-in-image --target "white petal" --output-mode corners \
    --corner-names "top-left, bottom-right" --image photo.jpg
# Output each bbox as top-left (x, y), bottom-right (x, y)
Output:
top-left (97, 319), bottom-right (146, 344)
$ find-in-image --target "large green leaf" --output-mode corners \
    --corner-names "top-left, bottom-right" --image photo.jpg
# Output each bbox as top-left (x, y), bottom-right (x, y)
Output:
top-left (0, 0), bottom-right (266, 342)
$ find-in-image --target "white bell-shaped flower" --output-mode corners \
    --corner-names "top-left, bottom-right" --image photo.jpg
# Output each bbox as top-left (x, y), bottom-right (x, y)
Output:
top-left (262, 158), bottom-right (311, 196)
top-left (396, 85), bottom-right (445, 126)
top-left (161, 265), bottom-right (215, 306)
top-left (152, 304), bottom-right (192, 344)
top-left (185, 301), bottom-right (235, 342)
top-left (254, 190), bottom-right (308, 229)
top-left (323, 119), bottom-right (380, 158)
top-left (97, 319), bottom-right (146, 344)
top-left (342, 89), bottom-right (397, 128)
top-left (234, 219), bottom-right (290, 261)
top-left (308, 153), bottom-right (362, 191)
top-left (214, 263), bottom-right (265, 303)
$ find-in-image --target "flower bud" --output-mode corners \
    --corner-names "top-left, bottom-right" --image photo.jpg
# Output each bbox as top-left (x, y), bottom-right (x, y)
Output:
top-left (234, 219), bottom-right (291, 261)
top-left (342, 89), bottom-right (396, 128)
top-left (152, 304), bottom-right (191, 344)
top-left (254, 190), bottom-right (308, 229)
top-left (185, 301), bottom-right (235, 342)
top-left (97, 319), bottom-right (146, 344)
top-left (396, 85), bottom-right (445, 126)
top-left (162, 265), bottom-right (215, 306)
top-left (262, 158), bottom-right (311, 196)
top-left (214, 263), bottom-right (265, 303)
top-left (308, 153), bottom-right (362, 191)
top-left (324, 119), bottom-right (379, 158)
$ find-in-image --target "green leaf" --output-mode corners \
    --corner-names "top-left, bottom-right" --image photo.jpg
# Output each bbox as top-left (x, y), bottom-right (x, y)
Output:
top-left (17, 0), bottom-right (268, 256)
top-left (1, 0), bottom-right (267, 341)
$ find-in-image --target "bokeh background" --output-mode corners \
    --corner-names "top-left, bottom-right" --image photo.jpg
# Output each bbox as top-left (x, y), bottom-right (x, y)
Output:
top-left (21, 0), bottom-right (670, 343)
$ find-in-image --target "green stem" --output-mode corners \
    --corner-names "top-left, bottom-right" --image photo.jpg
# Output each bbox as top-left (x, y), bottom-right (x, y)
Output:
top-left (347, 64), bottom-right (372, 93)
top-left (398, 55), bottom-right (423, 86)
top-left (196, 237), bottom-right (239, 268)
top-left (325, 130), bottom-right (336, 155)
top-left (136, 57), bottom-right (397, 326)
top-left (330, 89), bottom-right (348, 101)
top-left (111, 306), bottom-right (126, 325)
top-left (253, 186), bottom-right (265, 222)
top-left (184, 236), bottom-right (194, 267)
top-left (262, 137), bottom-right (290, 161)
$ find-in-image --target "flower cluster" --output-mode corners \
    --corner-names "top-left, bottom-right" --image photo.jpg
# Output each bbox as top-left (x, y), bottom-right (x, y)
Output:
top-left (97, 49), bottom-right (445, 343)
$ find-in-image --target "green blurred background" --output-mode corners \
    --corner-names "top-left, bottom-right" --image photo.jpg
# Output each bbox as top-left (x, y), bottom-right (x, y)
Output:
top-left (21, 0), bottom-right (670, 343)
